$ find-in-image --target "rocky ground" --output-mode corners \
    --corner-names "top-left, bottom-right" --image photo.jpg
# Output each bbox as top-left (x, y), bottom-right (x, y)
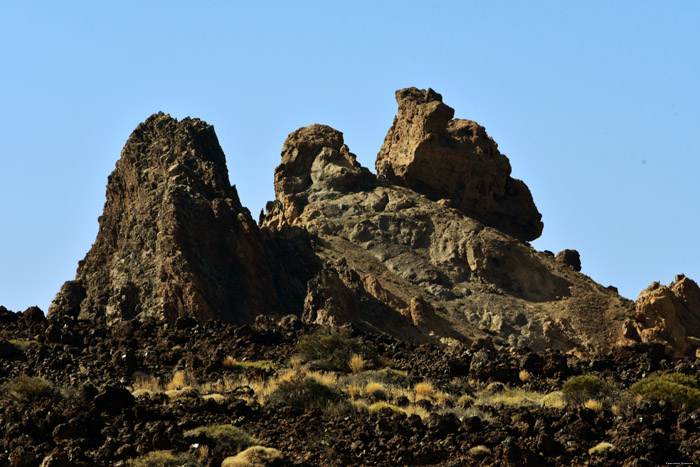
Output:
top-left (1, 306), bottom-right (699, 466)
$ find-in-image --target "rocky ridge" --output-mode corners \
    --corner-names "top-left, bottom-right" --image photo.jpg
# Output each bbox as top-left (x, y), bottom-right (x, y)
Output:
top-left (48, 88), bottom-right (700, 359)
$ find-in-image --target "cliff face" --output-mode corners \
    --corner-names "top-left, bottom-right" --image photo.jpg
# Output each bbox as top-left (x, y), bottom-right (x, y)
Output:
top-left (49, 113), bottom-right (281, 325)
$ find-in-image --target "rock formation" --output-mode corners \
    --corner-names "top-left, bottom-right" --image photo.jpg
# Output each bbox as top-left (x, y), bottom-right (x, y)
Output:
top-left (263, 111), bottom-right (632, 353)
top-left (376, 88), bottom-right (543, 242)
top-left (49, 113), bottom-right (280, 325)
top-left (634, 275), bottom-right (700, 357)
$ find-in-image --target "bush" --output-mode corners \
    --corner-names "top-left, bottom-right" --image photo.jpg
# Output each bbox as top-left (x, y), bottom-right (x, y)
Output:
top-left (183, 424), bottom-right (258, 453)
top-left (268, 375), bottom-right (346, 410)
top-left (128, 451), bottom-right (197, 467)
top-left (221, 446), bottom-right (283, 467)
top-left (588, 442), bottom-right (615, 456)
top-left (631, 373), bottom-right (700, 410)
top-left (562, 375), bottom-right (614, 405)
top-left (5, 375), bottom-right (55, 401)
top-left (295, 327), bottom-right (376, 372)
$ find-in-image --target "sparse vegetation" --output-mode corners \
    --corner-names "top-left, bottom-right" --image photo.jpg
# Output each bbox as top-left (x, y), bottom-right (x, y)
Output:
top-left (223, 357), bottom-right (275, 371)
top-left (348, 353), bottom-right (366, 374)
top-left (562, 375), bottom-right (614, 405)
top-left (631, 373), bottom-right (700, 410)
top-left (588, 442), bottom-right (616, 456)
top-left (183, 424), bottom-right (258, 453)
top-left (295, 326), bottom-right (377, 372)
top-left (267, 374), bottom-right (346, 410)
top-left (221, 446), bottom-right (283, 467)
top-left (519, 370), bottom-right (531, 382)
top-left (4, 375), bottom-right (55, 401)
top-left (128, 451), bottom-right (197, 467)
top-left (583, 399), bottom-right (604, 412)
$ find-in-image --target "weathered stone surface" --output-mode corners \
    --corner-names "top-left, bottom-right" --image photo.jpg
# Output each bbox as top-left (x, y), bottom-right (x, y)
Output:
top-left (263, 121), bottom-right (631, 353)
top-left (273, 124), bottom-right (373, 224)
top-left (634, 275), bottom-right (700, 357)
top-left (49, 113), bottom-right (280, 325)
top-left (556, 249), bottom-right (582, 272)
top-left (376, 88), bottom-right (543, 242)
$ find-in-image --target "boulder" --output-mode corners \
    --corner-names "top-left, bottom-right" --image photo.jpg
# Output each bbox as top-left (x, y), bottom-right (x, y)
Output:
top-left (635, 275), bottom-right (700, 357)
top-left (376, 88), bottom-right (543, 242)
top-left (556, 249), bottom-right (582, 272)
top-left (49, 113), bottom-right (280, 325)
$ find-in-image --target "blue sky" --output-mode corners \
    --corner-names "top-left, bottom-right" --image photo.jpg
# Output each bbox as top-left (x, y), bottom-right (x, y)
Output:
top-left (1, 1), bottom-right (698, 312)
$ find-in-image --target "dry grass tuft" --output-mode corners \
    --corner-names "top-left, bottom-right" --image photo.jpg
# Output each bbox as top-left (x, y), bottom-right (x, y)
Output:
top-left (221, 446), bottom-right (283, 467)
top-left (519, 370), bottom-right (531, 382)
top-left (348, 354), bottom-right (367, 374)
top-left (166, 371), bottom-right (188, 391)
top-left (588, 441), bottom-right (615, 456)
top-left (584, 399), bottom-right (604, 412)
top-left (414, 381), bottom-right (435, 398)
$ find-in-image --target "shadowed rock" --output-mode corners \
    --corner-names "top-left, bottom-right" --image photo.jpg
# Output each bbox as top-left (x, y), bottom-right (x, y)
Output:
top-left (49, 113), bottom-right (280, 325)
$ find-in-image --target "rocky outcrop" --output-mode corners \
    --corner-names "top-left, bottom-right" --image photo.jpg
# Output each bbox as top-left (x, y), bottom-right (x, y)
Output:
top-left (634, 275), bottom-right (700, 357)
top-left (376, 88), bottom-right (543, 242)
top-left (49, 113), bottom-right (280, 325)
top-left (263, 118), bottom-right (631, 353)
top-left (273, 124), bottom-right (374, 224)
top-left (556, 249), bottom-right (582, 272)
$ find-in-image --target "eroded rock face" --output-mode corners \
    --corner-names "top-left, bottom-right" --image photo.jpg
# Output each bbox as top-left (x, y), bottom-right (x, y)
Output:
top-left (635, 275), bottom-right (700, 357)
top-left (50, 113), bottom-right (280, 325)
top-left (263, 121), bottom-right (630, 353)
top-left (273, 124), bottom-right (373, 224)
top-left (376, 88), bottom-right (543, 242)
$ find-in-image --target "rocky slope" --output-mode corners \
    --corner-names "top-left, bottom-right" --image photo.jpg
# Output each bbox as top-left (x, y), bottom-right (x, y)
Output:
top-left (1, 307), bottom-right (699, 466)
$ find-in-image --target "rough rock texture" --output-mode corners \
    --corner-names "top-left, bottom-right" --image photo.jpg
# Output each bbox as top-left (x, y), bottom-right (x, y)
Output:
top-left (376, 88), bottom-right (543, 242)
top-left (556, 249), bottom-right (582, 272)
top-left (49, 113), bottom-right (280, 325)
top-left (263, 121), bottom-right (632, 353)
top-left (634, 275), bottom-right (700, 357)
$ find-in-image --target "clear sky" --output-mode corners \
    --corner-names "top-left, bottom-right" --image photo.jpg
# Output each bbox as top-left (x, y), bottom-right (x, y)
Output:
top-left (1, 2), bottom-right (698, 313)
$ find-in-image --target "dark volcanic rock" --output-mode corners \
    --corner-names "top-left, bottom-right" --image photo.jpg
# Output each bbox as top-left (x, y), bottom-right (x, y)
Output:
top-left (376, 87), bottom-right (543, 242)
top-left (556, 249), bottom-right (582, 272)
top-left (49, 113), bottom-right (281, 325)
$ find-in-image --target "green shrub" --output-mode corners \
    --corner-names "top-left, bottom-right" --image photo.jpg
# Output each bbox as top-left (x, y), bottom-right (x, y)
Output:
top-left (128, 451), bottom-right (197, 467)
top-left (268, 375), bottom-right (346, 410)
top-left (5, 375), bottom-right (55, 401)
top-left (562, 375), bottom-right (614, 405)
top-left (296, 327), bottom-right (377, 372)
top-left (631, 373), bottom-right (700, 410)
top-left (183, 424), bottom-right (258, 453)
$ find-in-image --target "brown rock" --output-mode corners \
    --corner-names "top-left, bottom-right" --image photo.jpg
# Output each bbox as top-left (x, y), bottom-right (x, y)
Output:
top-left (555, 249), bottom-right (582, 272)
top-left (635, 275), bottom-right (700, 357)
top-left (49, 113), bottom-right (280, 325)
top-left (273, 124), bottom-right (373, 223)
top-left (376, 88), bottom-right (543, 242)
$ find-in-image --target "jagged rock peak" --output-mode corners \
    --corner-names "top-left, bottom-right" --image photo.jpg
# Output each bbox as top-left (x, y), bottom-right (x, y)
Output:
top-left (376, 87), bottom-right (543, 242)
top-left (49, 112), bottom-right (281, 325)
top-left (272, 124), bottom-right (374, 223)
